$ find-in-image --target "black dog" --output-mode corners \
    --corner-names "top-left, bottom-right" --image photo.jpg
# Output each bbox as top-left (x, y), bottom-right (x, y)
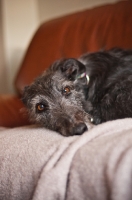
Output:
top-left (22, 48), bottom-right (132, 136)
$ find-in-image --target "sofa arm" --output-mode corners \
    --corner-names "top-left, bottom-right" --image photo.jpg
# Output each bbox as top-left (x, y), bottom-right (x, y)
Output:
top-left (0, 94), bottom-right (30, 127)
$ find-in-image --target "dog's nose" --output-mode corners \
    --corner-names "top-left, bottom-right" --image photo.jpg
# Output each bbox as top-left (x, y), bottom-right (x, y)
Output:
top-left (72, 123), bottom-right (88, 135)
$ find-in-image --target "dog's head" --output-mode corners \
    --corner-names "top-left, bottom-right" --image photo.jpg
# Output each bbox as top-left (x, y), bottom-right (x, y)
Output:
top-left (22, 59), bottom-right (93, 136)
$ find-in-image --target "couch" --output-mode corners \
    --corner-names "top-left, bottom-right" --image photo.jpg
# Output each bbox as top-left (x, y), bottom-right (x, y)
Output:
top-left (0, 1), bottom-right (132, 199)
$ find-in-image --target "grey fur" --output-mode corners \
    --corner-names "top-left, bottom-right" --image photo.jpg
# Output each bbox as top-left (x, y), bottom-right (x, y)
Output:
top-left (23, 48), bottom-right (132, 136)
top-left (22, 59), bottom-right (93, 136)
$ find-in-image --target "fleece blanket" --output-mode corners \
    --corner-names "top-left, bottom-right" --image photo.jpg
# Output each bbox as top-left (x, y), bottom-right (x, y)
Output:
top-left (0, 118), bottom-right (132, 200)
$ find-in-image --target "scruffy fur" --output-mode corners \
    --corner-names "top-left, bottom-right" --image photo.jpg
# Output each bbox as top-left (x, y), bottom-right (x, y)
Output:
top-left (22, 48), bottom-right (132, 136)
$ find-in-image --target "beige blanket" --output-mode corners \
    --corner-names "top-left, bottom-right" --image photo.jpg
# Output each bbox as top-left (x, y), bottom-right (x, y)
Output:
top-left (0, 118), bottom-right (132, 200)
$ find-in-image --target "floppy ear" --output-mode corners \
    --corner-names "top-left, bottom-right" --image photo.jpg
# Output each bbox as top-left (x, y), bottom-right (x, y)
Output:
top-left (61, 59), bottom-right (86, 81)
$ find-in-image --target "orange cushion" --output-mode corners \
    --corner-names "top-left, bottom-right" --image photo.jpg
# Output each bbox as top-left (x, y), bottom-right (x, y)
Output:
top-left (0, 95), bottom-right (30, 127)
top-left (15, 1), bottom-right (132, 94)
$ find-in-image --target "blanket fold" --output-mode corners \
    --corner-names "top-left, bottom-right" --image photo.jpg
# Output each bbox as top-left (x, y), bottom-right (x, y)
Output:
top-left (0, 119), bottom-right (132, 200)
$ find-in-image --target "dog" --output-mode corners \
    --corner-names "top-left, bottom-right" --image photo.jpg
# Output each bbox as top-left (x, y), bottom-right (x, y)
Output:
top-left (22, 48), bottom-right (132, 136)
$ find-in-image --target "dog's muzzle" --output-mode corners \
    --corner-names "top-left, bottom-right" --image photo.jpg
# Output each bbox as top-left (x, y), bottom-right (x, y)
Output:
top-left (72, 123), bottom-right (88, 135)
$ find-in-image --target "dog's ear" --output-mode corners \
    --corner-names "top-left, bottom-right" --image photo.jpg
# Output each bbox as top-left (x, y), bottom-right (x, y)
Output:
top-left (61, 59), bottom-right (86, 81)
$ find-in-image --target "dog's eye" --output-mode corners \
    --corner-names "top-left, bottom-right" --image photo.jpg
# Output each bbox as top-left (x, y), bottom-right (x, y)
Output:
top-left (63, 86), bottom-right (71, 96)
top-left (36, 103), bottom-right (45, 112)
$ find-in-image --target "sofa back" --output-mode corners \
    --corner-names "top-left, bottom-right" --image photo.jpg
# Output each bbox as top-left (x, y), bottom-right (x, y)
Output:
top-left (15, 0), bottom-right (132, 94)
